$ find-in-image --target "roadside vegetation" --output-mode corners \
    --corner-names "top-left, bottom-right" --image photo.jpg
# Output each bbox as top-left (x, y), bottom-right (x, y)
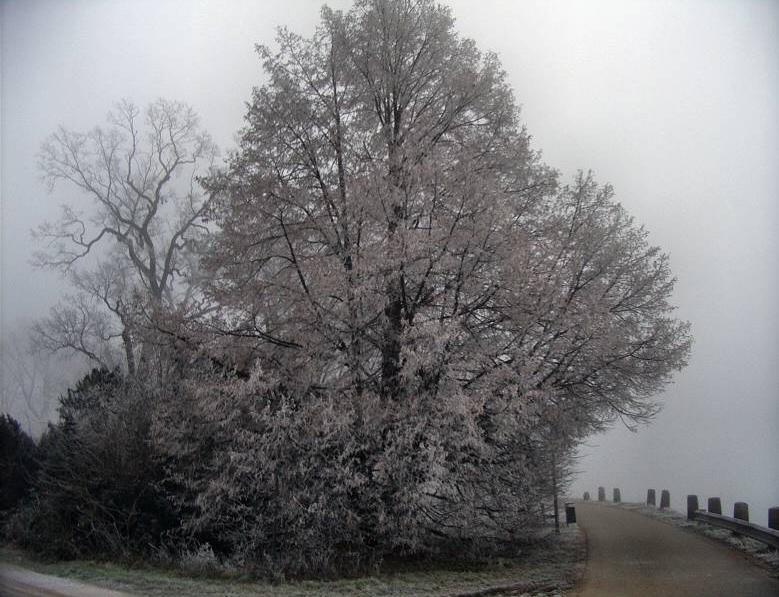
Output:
top-left (0, 526), bottom-right (583, 596)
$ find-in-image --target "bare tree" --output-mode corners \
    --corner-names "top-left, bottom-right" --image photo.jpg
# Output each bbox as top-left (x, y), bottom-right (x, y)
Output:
top-left (34, 99), bottom-right (218, 374)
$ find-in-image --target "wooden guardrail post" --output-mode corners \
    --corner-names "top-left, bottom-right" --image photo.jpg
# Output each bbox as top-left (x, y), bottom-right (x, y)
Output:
top-left (687, 494), bottom-right (699, 520)
top-left (769, 507), bottom-right (779, 531)
top-left (660, 489), bottom-right (671, 509)
top-left (613, 488), bottom-right (621, 503)
top-left (707, 497), bottom-right (722, 515)
top-left (598, 487), bottom-right (606, 502)
top-left (647, 489), bottom-right (656, 506)
top-left (734, 502), bottom-right (749, 522)
top-left (583, 491), bottom-right (590, 501)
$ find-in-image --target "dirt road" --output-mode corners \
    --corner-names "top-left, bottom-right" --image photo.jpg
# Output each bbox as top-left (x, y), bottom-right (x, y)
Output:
top-left (575, 501), bottom-right (779, 596)
top-left (0, 562), bottom-right (134, 597)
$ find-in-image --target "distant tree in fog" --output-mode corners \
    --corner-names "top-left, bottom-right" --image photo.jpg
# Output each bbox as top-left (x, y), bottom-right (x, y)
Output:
top-left (33, 99), bottom-right (218, 375)
top-left (0, 328), bottom-right (84, 435)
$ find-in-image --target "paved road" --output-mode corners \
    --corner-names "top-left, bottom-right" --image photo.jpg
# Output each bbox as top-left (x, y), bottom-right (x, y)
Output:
top-left (0, 562), bottom-right (134, 597)
top-left (575, 502), bottom-right (779, 596)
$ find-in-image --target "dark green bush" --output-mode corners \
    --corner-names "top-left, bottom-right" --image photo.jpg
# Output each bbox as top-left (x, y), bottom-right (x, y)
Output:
top-left (0, 414), bottom-right (38, 514)
top-left (7, 369), bottom-right (176, 559)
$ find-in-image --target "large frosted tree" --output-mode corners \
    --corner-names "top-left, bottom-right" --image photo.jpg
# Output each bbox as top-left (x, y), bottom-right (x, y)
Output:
top-left (205, 0), bottom-right (689, 424)
top-left (163, 0), bottom-right (691, 572)
top-left (206, 0), bottom-right (552, 392)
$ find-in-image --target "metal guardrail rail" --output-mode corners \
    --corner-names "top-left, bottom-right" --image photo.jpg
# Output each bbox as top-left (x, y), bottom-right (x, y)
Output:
top-left (692, 510), bottom-right (779, 549)
top-left (585, 487), bottom-right (779, 549)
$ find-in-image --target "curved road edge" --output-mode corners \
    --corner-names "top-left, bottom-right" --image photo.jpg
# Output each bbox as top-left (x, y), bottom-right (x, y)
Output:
top-left (598, 500), bottom-right (779, 577)
top-left (0, 562), bottom-right (135, 597)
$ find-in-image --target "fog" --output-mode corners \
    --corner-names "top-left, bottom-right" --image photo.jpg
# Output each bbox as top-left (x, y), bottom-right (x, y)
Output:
top-left (2, 1), bottom-right (777, 523)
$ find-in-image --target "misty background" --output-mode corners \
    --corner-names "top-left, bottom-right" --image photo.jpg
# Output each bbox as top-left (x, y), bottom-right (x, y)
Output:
top-left (1, 0), bottom-right (777, 524)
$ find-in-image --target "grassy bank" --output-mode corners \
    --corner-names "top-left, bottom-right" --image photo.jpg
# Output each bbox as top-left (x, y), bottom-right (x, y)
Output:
top-left (0, 527), bottom-right (584, 596)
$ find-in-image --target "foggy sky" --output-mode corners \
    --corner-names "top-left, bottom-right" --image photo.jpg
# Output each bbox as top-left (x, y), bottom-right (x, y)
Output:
top-left (2, 0), bottom-right (777, 523)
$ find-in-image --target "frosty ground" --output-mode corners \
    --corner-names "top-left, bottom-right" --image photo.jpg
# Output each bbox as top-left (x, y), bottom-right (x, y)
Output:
top-left (0, 525), bottom-right (583, 597)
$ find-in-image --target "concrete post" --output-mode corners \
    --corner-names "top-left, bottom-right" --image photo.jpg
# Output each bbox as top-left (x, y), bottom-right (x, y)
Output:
top-left (687, 494), bottom-right (699, 520)
top-left (707, 497), bottom-right (722, 515)
top-left (769, 507), bottom-right (779, 531)
top-left (583, 491), bottom-right (590, 501)
top-left (660, 489), bottom-right (671, 509)
top-left (613, 488), bottom-right (621, 503)
top-left (565, 503), bottom-right (576, 524)
top-left (598, 487), bottom-right (606, 502)
top-left (734, 502), bottom-right (749, 522)
top-left (647, 489), bottom-right (656, 506)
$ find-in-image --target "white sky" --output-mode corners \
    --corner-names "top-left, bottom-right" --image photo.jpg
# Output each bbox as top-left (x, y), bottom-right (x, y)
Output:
top-left (2, 0), bottom-right (778, 523)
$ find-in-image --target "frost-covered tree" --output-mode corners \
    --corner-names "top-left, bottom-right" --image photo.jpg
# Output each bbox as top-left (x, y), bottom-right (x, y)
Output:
top-left (205, 0), bottom-right (688, 427)
top-left (34, 99), bottom-right (218, 375)
top-left (163, 0), bottom-right (690, 574)
top-left (205, 0), bottom-right (556, 394)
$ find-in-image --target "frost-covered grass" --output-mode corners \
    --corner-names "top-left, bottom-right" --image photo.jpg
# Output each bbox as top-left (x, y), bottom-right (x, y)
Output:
top-left (0, 528), bottom-right (584, 597)
top-left (610, 501), bottom-right (779, 575)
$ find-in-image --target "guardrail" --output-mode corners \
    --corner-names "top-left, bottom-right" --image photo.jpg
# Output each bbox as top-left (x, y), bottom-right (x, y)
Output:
top-left (686, 494), bottom-right (779, 549)
top-left (581, 486), bottom-right (779, 549)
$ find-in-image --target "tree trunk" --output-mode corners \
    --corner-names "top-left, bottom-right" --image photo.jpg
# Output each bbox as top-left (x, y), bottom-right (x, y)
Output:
top-left (380, 279), bottom-right (402, 400)
top-left (121, 326), bottom-right (136, 377)
top-left (552, 455), bottom-right (560, 534)
top-left (380, 139), bottom-right (405, 401)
